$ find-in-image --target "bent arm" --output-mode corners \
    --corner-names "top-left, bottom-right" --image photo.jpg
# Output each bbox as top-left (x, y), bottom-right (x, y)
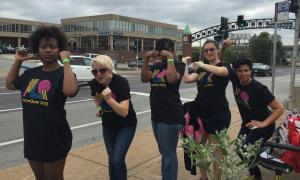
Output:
top-left (105, 99), bottom-right (130, 118)
top-left (263, 99), bottom-right (284, 126)
top-left (200, 63), bottom-right (229, 77)
top-left (62, 63), bottom-right (78, 97)
top-left (141, 58), bottom-right (152, 82)
top-left (6, 61), bottom-right (22, 90)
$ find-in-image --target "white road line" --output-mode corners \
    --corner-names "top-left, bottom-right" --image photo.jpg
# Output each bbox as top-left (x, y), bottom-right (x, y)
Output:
top-left (0, 92), bottom-right (19, 95)
top-left (0, 91), bottom-right (191, 147)
top-left (0, 108), bottom-right (22, 113)
top-left (0, 109), bottom-right (151, 147)
top-left (0, 91), bottom-right (192, 113)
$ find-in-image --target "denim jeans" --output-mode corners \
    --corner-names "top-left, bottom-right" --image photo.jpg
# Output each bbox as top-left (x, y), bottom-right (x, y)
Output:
top-left (103, 126), bottom-right (136, 180)
top-left (152, 121), bottom-right (182, 180)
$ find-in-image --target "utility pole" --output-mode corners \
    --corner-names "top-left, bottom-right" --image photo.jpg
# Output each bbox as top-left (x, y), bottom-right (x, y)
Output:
top-left (289, 0), bottom-right (300, 98)
top-left (136, 39), bottom-right (139, 69)
top-left (271, 21), bottom-right (278, 94)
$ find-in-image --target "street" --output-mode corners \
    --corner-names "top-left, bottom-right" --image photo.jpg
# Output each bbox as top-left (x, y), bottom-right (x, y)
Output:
top-left (0, 54), bottom-right (300, 169)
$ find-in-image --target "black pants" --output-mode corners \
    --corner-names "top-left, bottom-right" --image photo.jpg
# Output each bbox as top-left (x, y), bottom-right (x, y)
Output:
top-left (238, 123), bottom-right (275, 179)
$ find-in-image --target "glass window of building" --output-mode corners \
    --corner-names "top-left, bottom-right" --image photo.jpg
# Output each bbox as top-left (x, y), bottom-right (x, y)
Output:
top-left (113, 36), bottom-right (127, 50)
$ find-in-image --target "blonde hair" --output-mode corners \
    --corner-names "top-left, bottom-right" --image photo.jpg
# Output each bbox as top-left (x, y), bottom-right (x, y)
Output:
top-left (91, 55), bottom-right (113, 71)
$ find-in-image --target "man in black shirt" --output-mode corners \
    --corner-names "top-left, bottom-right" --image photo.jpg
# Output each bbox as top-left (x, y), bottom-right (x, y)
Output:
top-left (230, 58), bottom-right (284, 180)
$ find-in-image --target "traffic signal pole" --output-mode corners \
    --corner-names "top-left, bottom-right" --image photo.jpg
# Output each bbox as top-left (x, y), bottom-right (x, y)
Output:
top-left (271, 21), bottom-right (278, 94)
top-left (289, 0), bottom-right (300, 98)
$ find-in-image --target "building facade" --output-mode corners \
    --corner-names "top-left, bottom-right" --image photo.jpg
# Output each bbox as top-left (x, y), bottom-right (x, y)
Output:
top-left (0, 17), bottom-right (59, 48)
top-left (61, 14), bottom-right (183, 62)
top-left (0, 14), bottom-right (183, 62)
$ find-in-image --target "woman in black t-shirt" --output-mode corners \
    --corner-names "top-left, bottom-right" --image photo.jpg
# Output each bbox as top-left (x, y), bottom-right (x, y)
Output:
top-left (141, 38), bottom-right (185, 180)
top-left (230, 58), bottom-right (284, 180)
top-left (89, 55), bottom-right (137, 180)
top-left (182, 39), bottom-right (231, 180)
top-left (6, 26), bottom-right (78, 179)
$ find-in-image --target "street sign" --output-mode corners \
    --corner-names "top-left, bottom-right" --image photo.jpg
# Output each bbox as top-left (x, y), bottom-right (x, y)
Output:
top-left (275, 1), bottom-right (290, 23)
top-left (99, 30), bottom-right (110, 36)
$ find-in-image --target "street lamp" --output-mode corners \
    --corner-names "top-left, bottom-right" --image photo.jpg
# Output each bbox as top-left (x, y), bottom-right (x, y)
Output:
top-left (136, 39), bottom-right (139, 69)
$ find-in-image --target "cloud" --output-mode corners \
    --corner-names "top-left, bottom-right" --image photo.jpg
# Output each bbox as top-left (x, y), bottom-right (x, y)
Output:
top-left (0, 0), bottom-right (296, 44)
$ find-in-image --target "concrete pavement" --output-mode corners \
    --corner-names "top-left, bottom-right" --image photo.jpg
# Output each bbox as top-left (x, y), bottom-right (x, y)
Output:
top-left (0, 106), bottom-right (299, 180)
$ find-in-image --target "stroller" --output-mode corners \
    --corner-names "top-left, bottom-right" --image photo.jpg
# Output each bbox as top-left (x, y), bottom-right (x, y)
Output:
top-left (259, 110), bottom-right (300, 179)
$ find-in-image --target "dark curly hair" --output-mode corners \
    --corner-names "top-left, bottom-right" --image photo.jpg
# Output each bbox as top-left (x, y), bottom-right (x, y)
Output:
top-left (28, 26), bottom-right (67, 54)
top-left (232, 58), bottom-right (253, 70)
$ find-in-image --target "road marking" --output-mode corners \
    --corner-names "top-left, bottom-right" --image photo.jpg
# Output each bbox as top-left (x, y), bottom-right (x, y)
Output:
top-left (0, 91), bottom-right (190, 147)
top-left (0, 91), bottom-right (192, 113)
top-left (0, 92), bottom-right (19, 95)
top-left (0, 109), bottom-right (151, 147)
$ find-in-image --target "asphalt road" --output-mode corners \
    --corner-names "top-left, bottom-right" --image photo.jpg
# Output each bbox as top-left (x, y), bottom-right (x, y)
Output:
top-left (0, 54), bottom-right (300, 169)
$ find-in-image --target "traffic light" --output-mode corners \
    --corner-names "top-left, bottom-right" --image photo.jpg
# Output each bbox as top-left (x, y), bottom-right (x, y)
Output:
top-left (289, 0), bottom-right (299, 13)
top-left (223, 31), bottom-right (229, 39)
top-left (237, 15), bottom-right (244, 27)
top-left (214, 35), bottom-right (223, 43)
top-left (221, 17), bottom-right (228, 31)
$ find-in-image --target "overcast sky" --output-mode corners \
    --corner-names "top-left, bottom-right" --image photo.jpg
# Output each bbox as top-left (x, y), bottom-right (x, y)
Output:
top-left (0, 0), bottom-right (296, 45)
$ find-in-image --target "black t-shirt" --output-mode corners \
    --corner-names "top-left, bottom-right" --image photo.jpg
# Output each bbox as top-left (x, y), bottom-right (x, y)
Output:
top-left (195, 62), bottom-right (230, 113)
top-left (149, 61), bottom-right (186, 124)
top-left (229, 70), bottom-right (275, 123)
top-left (90, 74), bottom-right (137, 129)
top-left (13, 66), bottom-right (72, 161)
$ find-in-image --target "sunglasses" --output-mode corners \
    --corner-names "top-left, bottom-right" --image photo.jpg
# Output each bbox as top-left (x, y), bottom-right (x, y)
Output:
top-left (204, 48), bottom-right (216, 53)
top-left (91, 68), bottom-right (107, 75)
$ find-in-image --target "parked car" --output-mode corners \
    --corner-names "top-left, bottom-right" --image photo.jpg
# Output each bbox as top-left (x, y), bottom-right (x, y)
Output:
top-left (29, 55), bottom-right (115, 82)
top-left (111, 59), bottom-right (118, 69)
top-left (252, 63), bottom-right (272, 77)
top-left (0, 48), bottom-right (2, 54)
top-left (2, 46), bottom-right (16, 54)
top-left (83, 53), bottom-right (99, 59)
top-left (128, 59), bottom-right (144, 68)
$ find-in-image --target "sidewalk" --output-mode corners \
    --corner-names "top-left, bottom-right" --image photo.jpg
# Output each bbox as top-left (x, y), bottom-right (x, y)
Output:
top-left (0, 106), bottom-right (299, 180)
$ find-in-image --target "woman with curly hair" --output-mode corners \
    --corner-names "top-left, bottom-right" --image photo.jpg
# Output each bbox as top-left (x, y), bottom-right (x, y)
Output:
top-left (6, 26), bottom-right (78, 180)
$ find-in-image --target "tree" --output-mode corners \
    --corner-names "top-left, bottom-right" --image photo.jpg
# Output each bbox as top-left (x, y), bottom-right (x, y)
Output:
top-left (249, 32), bottom-right (285, 65)
top-left (192, 46), bottom-right (201, 61)
top-left (223, 47), bottom-right (237, 63)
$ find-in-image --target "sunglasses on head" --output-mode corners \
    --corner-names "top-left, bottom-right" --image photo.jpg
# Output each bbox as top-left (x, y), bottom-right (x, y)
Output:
top-left (91, 68), bottom-right (107, 75)
top-left (204, 48), bottom-right (216, 53)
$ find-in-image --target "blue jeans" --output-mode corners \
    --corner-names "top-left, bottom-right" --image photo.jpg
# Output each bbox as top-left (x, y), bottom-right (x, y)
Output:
top-left (103, 126), bottom-right (136, 180)
top-left (152, 121), bottom-right (182, 180)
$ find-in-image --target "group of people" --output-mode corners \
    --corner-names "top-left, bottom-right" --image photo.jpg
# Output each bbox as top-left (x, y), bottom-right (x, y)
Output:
top-left (6, 26), bottom-right (284, 180)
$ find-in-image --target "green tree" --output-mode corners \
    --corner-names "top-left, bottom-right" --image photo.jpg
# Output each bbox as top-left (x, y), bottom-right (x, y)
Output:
top-left (192, 46), bottom-right (201, 61)
top-left (249, 32), bottom-right (284, 65)
top-left (223, 47), bottom-right (237, 63)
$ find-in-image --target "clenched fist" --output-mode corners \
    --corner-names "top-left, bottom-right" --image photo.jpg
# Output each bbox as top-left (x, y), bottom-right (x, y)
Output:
top-left (102, 87), bottom-right (112, 101)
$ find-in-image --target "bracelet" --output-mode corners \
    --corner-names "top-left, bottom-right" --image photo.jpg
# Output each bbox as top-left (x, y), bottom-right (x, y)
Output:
top-left (62, 58), bottom-right (70, 64)
top-left (167, 59), bottom-right (174, 63)
top-left (96, 104), bottom-right (101, 110)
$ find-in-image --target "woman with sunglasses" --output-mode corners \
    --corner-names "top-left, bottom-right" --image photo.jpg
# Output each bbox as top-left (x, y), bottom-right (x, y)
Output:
top-left (6, 26), bottom-right (78, 179)
top-left (182, 39), bottom-right (231, 180)
top-left (89, 55), bottom-right (137, 180)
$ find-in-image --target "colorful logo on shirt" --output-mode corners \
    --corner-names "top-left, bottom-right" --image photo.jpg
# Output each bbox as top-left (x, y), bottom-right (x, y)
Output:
top-left (22, 79), bottom-right (51, 106)
top-left (95, 91), bottom-right (117, 112)
top-left (197, 72), bottom-right (213, 88)
top-left (151, 69), bottom-right (167, 87)
top-left (234, 87), bottom-right (251, 110)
